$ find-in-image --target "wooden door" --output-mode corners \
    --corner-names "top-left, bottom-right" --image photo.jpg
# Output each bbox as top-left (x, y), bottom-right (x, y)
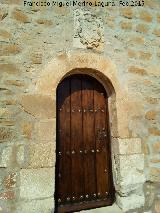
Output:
top-left (55, 74), bottom-right (114, 212)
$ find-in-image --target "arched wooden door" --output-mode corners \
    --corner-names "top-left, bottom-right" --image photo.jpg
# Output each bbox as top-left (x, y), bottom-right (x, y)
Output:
top-left (55, 74), bottom-right (114, 212)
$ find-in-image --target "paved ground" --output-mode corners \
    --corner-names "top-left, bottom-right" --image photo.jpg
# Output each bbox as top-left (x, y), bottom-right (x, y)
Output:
top-left (79, 204), bottom-right (124, 213)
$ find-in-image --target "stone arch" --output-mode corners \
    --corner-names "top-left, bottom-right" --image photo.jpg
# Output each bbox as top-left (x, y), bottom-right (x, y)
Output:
top-left (58, 68), bottom-right (115, 96)
top-left (21, 51), bottom-right (145, 212)
top-left (36, 51), bottom-right (121, 97)
top-left (35, 51), bottom-right (128, 138)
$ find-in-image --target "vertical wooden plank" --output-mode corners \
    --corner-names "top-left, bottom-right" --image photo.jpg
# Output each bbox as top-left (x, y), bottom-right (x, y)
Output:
top-left (82, 75), bottom-right (96, 201)
top-left (94, 80), bottom-right (109, 199)
top-left (57, 79), bottom-right (71, 205)
top-left (70, 75), bottom-right (84, 203)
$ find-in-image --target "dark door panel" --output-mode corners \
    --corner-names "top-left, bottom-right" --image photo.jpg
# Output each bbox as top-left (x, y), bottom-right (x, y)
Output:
top-left (55, 74), bottom-right (114, 213)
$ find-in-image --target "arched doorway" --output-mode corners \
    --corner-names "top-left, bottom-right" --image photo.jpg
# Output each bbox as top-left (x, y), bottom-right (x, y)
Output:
top-left (55, 74), bottom-right (115, 212)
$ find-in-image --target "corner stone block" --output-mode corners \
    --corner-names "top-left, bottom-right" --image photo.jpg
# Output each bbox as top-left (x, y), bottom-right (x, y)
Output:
top-left (112, 153), bottom-right (146, 194)
top-left (119, 154), bottom-right (145, 187)
top-left (27, 143), bottom-right (55, 168)
top-left (117, 183), bottom-right (144, 197)
top-left (34, 119), bottom-right (56, 142)
top-left (116, 193), bottom-right (145, 211)
top-left (16, 198), bottom-right (54, 213)
top-left (20, 94), bottom-right (56, 119)
top-left (20, 168), bottom-right (55, 199)
top-left (112, 138), bottom-right (142, 154)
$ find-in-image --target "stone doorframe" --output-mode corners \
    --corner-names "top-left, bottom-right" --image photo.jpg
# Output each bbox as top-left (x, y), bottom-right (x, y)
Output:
top-left (21, 51), bottom-right (145, 212)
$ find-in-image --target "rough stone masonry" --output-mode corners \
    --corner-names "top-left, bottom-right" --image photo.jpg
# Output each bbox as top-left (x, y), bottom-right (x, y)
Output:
top-left (0, 0), bottom-right (160, 212)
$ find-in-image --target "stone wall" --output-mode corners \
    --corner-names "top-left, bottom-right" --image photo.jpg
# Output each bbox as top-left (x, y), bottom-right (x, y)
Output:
top-left (0, 0), bottom-right (160, 212)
